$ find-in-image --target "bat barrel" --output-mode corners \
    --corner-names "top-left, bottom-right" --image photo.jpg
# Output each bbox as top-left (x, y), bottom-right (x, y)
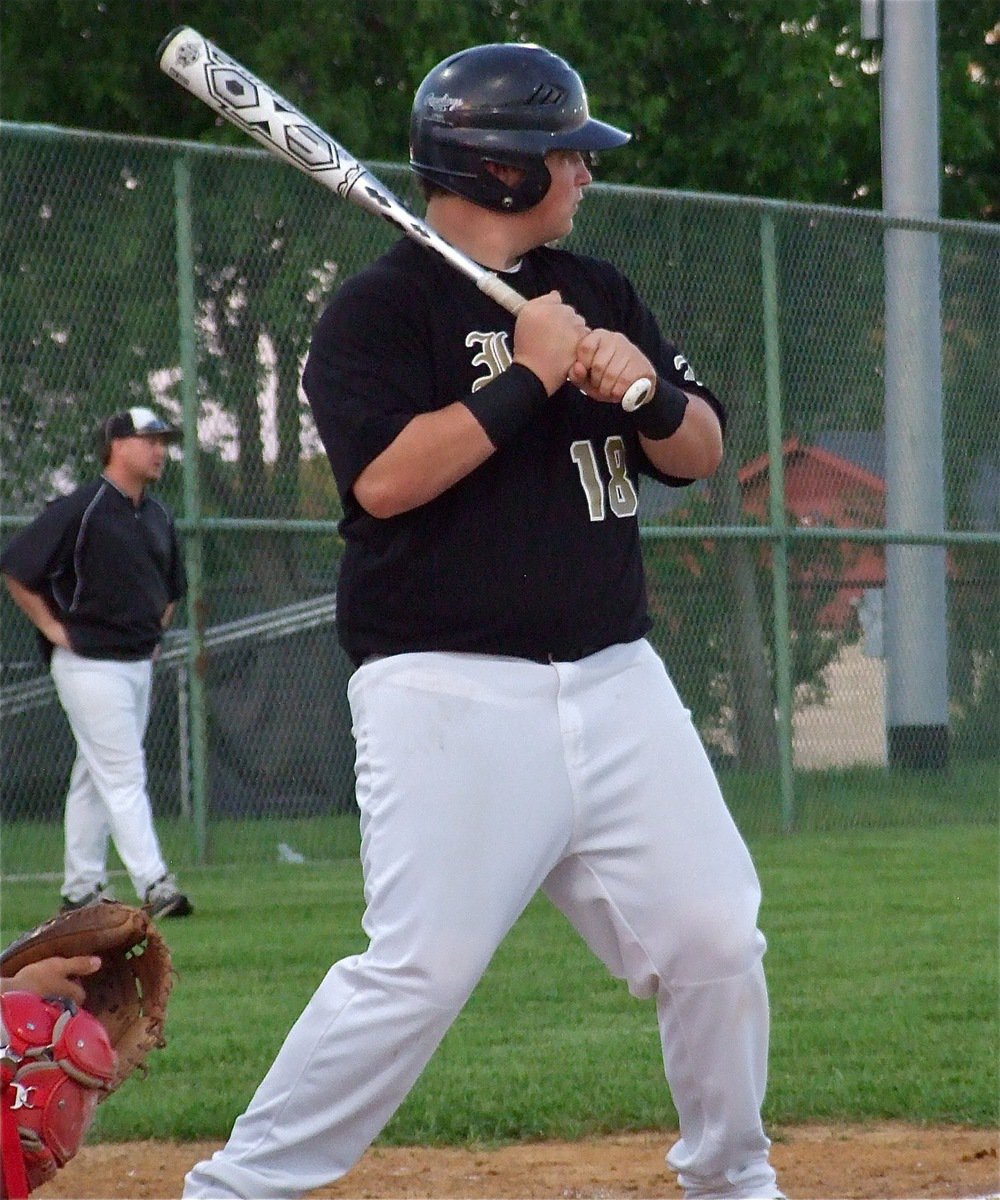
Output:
top-left (158, 29), bottom-right (524, 318)
top-left (158, 27), bottom-right (374, 206)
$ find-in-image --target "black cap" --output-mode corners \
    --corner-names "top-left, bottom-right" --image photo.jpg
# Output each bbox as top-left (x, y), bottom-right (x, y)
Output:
top-left (102, 406), bottom-right (181, 444)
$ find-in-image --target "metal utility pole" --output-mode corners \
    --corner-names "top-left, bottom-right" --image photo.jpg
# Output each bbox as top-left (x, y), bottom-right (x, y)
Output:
top-left (862, 0), bottom-right (950, 768)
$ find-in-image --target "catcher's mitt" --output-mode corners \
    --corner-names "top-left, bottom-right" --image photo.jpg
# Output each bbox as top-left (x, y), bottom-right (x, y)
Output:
top-left (0, 901), bottom-right (173, 1092)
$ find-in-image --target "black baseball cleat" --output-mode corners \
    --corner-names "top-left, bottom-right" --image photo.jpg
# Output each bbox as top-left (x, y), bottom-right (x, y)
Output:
top-left (143, 873), bottom-right (193, 919)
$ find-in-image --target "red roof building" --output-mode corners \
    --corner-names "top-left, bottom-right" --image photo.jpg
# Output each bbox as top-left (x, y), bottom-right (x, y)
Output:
top-left (738, 436), bottom-right (886, 629)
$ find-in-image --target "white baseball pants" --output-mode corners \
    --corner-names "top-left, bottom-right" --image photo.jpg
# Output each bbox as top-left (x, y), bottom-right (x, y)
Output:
top-left (51, 646), bottom-right (169, 901)
top-left (185, 641), bottom-right (779, 1199)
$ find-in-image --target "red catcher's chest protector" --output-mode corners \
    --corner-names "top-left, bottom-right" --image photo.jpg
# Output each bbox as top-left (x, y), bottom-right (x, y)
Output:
top-left (1, 993), bottom-right (116, 1196)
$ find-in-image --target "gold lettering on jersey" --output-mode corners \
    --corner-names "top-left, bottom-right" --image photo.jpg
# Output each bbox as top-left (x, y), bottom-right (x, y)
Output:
top-left (466, 331), bottom-right (513, 392)
top-left (673, 353), bottom-right (702, 387)
top-left (570, 437), bottom-right (638, 522)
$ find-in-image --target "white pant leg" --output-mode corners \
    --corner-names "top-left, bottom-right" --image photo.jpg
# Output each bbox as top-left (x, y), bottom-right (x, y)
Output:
top-left (62, 750), bottom-right (111, 899)
top-left (51, 647), bottom-right (168, 899)
top-left (541, 641), bottom-right (779, 1200)
top-left (185, 652), bottom-right (577, 1200)
top-left (659, 965), bottom-right (778, 1200)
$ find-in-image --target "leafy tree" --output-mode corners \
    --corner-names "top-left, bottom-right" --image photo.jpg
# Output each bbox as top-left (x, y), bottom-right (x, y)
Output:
top-left (1, 0), bottom-right (995, 217)
top-left (0, 130), bottom-right (181, 508)
top-left (2, 0), bottom-right (994, 768)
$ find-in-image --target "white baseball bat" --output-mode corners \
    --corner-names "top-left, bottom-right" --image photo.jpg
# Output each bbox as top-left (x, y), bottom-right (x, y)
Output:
top-left (157, 27), bottom-right (651, 411)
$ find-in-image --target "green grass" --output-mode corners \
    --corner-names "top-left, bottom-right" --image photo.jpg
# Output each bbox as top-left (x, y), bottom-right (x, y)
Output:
top-left (1, 812), bottom-right (363, 878)
top-left (723, 761), bottom-right (999, 835)
top-left (1, 822), bottom-right (996, 1145)
top-left (3, 762), bottom-right (996, 877)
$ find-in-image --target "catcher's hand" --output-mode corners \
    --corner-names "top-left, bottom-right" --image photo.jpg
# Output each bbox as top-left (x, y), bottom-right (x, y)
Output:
top-left (0, 901), bottom-right (173, 1091)
top-left (2, 954), bottom-right (102, 1005)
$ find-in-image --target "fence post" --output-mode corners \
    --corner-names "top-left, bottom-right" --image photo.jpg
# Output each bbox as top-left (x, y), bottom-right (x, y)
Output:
top-left (176, 663), bottom-right (191, 820)
top-left (760, 212), bottom-right (796, 832)
top-left (879, 0), bottom-right (950, 767)
top-left (174, 153), bottom-right (210, 864)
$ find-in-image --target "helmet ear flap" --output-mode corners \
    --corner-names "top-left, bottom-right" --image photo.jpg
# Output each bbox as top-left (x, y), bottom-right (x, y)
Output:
top-left (412, 149), bottom-right (553, 215)
top-left (480, 157), bottom-right (553, 212)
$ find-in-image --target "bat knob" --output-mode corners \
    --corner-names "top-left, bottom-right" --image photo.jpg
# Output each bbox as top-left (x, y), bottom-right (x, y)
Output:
top-left (622, 378), bottom-right (654, 412)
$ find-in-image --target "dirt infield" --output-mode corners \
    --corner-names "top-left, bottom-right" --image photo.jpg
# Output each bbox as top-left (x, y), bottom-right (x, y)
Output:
top-left (34, 1123), bottom-right (998, 1199)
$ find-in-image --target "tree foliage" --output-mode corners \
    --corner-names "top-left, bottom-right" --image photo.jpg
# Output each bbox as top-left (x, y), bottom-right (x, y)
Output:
top-left (1, 0), bottom-right (995, 218)
top-left (2, 1), bottom-right (995, 764)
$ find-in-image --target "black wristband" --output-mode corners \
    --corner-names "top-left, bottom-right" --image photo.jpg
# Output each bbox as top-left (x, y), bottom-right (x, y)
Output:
top-left (631, 378), bottom-right (689, 440)
top-left (462, 363), bottom-right (548, 449)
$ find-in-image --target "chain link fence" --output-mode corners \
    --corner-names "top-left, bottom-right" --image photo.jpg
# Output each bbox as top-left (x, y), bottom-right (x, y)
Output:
top-left (2, 123), bottom-right (996, 872)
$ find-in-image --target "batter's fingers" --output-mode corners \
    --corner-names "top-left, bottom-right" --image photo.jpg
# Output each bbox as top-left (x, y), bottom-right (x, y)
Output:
top-left (577, 344), bottom-right (626, 397)
top-left (576, 329), bottom-right (657, 402)
top-left (515, 293), bottom-right (590, 394)
top-left (568, 360), bottom-right (591, 388)
top-left (590, 353), bottom-right (631, 397)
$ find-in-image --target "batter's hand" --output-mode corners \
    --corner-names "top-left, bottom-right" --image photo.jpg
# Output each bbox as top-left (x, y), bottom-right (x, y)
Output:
top-left (570, 329), bottom-right (656, 405)
top-left (512, 291), bottom-right (590, 395)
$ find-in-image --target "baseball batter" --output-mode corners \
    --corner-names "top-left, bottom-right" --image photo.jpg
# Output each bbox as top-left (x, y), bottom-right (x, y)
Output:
top-left (185, 44), bottom-right (782, 1200)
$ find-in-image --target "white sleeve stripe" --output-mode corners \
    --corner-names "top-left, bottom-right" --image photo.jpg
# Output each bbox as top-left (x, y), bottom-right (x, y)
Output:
top-left (68, 483), bottom-right (109, 613)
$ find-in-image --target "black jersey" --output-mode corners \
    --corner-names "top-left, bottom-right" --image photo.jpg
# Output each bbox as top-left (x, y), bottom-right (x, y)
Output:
top-left (304, 239), bottom-right (725, 667)
top-left (1, 477), bottom-right (186, 661)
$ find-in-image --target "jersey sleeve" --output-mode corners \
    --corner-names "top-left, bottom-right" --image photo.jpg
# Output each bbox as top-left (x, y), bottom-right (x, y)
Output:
top-left (303, 263), bottom-right (435, 499)
top-left (0, 494), bottom-right (82, 590)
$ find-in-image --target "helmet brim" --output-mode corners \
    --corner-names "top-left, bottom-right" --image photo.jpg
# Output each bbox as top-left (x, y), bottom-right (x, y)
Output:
top-left (548, 117), bottom-right (631, 151)
top-left (430, 117), bottom-right (630, 157)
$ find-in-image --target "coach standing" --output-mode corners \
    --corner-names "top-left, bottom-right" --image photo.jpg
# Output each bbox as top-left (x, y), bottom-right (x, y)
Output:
top-left (2, 406), bottom-right (192, 920)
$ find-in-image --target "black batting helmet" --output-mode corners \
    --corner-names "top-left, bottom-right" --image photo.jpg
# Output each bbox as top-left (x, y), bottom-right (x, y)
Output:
top-left (409, 43), bottom-right (630, 213)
